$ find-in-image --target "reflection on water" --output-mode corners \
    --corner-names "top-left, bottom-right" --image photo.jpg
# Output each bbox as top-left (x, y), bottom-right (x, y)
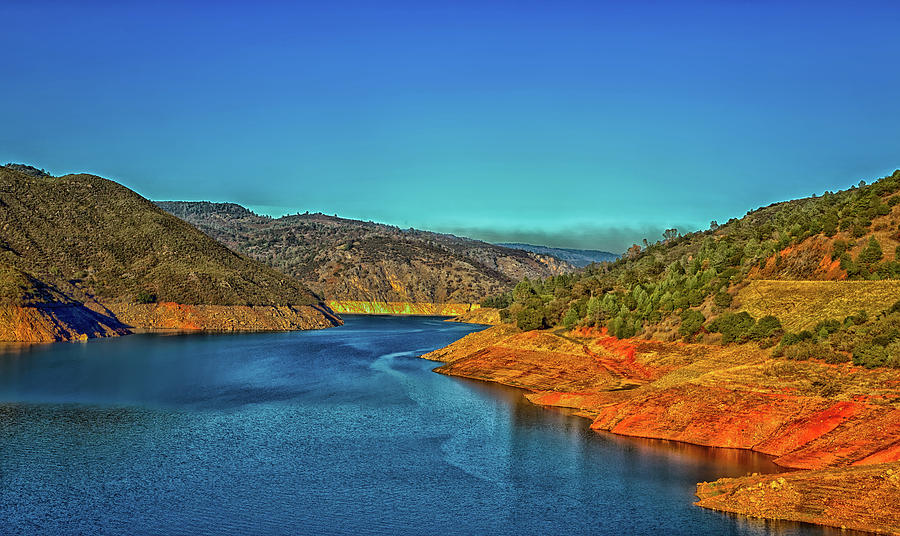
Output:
top-left (0, 316), bottom-right (865, 535)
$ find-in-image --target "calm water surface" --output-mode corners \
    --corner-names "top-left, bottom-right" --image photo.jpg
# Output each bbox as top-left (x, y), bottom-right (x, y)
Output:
top-left (0, 316), bottom-right (853, 535)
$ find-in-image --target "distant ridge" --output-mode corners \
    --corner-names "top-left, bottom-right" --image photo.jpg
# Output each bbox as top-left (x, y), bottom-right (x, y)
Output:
top-left (158, 201), bottom-right (573, 306)
top-left (497, 243), bottom-right (619, 268)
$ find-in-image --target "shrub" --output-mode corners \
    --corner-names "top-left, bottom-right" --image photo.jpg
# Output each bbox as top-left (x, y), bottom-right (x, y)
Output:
top-left (713, 291), bottom-right (733, 308)
top-left (751, 315), bottom-right (782, 338)
top-left (679, 309), bottom-right (706, 338)
top-left (750, 315), bottom-right (783, 347)
top-left (135, 289), bottom-right (157, 304)
top-left (515, 297), bottom-right (547, 331)
top-left (481, 293), bottom-right (512, 309)
top-left (562, 307), bottom-right (580, 329)
top-left (858, 236), bottom-right (884, 264)
top-left (708, 311), bottom-right (756, 344)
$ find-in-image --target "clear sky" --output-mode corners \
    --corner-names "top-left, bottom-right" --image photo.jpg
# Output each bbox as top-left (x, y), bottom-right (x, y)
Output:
top-left (2, 1), bottom-right (899, 253)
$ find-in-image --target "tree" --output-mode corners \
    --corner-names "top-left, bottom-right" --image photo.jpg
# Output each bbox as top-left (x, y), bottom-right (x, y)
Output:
top-left (626, 244), bottom-right (642, 259)
top-left (859, 236), bottom-right (883, 264)
top-left (679, 309), bottom-right (705, 338)
top-left (663, 228), bottom-right (679, 242)
top-left (708, 312), bottom-right (756, 344)
top-left (135, 289), bottom-right (157, 304)
top-left (714, 290), bottom-right (733, 308)
top-left (562, 307), bottom-right (580, 329)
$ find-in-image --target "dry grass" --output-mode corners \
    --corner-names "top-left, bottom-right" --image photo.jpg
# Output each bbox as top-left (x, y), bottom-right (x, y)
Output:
top-left (736, 279), bottom-right (900, 332)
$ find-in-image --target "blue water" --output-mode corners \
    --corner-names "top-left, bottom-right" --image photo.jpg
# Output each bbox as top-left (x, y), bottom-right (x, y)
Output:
top-left (0, 316), bottom-right (852, 535)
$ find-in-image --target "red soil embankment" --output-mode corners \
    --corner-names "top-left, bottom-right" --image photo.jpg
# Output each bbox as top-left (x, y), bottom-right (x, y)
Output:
top-left (421, 324), bottom-right (900, 532)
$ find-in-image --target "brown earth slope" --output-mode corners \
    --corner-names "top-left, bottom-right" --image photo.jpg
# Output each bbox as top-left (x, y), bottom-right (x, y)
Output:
top-left (423, 325), bottom-right (900, 534)
top-left (157, 201), bottom-right (572, 309)
top-left (0, 165), bottom-right (340, 340)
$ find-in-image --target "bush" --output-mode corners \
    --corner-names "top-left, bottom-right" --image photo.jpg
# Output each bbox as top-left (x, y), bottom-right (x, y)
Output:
top-left (784, 341), bottom-right (849, 364)
top-left (481, 293), bottom-right (512, 309)
top-left (135, 289), bottom-right (157, 304)
top-left (713, 291), bottom-right (733, 307)
top-left (562, 307), bottom-right (580, 329)
top-left (515, 297), bottom-right (547, 331)
top-left (844, 310), bottom-right (869, 326)
top-left (749, 315), bottom-right (783, 346)
top-left (780, 330), bottom-right (814, 347)
top-left (858, 236), bottom-right (884, 264)
top-left (679, 309), bottom-right (706, 338)
top-left (708, 311), bottom-right (756, 344)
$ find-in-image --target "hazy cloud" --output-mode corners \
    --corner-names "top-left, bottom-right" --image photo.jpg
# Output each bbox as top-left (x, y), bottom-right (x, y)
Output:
top-left (438, 223), bottom-right (698, 255)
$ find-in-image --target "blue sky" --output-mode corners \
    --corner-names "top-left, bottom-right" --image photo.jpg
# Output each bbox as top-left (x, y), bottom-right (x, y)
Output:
top-left (2, 1), bottom-right (899, 253)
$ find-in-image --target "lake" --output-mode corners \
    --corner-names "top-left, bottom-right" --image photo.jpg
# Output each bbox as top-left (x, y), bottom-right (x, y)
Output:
top-left (0, 315), bottom-right (848, 535)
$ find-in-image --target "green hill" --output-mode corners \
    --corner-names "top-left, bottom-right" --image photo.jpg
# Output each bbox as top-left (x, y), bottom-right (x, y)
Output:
top-left (491, 169), bottom-right (900, 368)
top-left (0, 166), bottom-right (325, 307)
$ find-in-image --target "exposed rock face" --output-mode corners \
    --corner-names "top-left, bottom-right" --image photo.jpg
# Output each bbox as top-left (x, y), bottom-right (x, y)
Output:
top-left (0, 303), bottom-right (129, 342)
top-left (696, 463), bottom-right (900, 535)
top-left (422, 325), bottom-right (900, 532)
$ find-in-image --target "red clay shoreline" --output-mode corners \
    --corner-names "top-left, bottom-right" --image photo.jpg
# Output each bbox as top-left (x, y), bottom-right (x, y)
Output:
top-left (422, 323), bottom-right (900, 535)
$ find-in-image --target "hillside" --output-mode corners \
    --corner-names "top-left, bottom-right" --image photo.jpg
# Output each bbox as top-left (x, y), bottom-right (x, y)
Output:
top-left (157, 201), bottom-right (571, 311)
top-left (490, 170), bottom-right (900, 366)
top-left (0, 165), bottom-right (340, 340)
top-left (497, 242), bottom-right (618, 267)
top-left (422, 324), bottom-right (900, 534)
top-left (434, 169), bottom-right (900, 533)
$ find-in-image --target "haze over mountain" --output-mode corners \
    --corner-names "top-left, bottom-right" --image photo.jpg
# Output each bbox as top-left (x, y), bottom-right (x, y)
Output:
top-left (497, 243), bottom-right (618, 268)
top-left (158, 201), bottom-right (571, 312)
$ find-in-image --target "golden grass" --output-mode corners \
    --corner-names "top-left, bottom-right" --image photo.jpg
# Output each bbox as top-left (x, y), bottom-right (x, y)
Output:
top-left (736, 279), bottom-right (900, 332)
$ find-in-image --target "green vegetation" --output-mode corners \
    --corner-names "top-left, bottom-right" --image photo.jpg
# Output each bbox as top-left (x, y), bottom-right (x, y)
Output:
top-left (678, 309), bottom-right (705, 339)
top-left (0, 165), bottom-right (323, 306)
top-left (773, 301), bottom-right (900, 368)
top-left (482, 169), bottom-right (900, 368)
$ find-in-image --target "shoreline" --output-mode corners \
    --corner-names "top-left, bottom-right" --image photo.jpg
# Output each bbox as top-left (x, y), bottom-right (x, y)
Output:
top-left (327, 300), bottom-right (479, 316)
top-left (421, 323), bottom-right (900, 535)
top-left (0, 302), bottom-right (342, 344)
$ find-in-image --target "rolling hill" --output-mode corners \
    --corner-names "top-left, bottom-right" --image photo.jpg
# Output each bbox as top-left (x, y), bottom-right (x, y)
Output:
top-left (492, 169), bottom-right (900, 367)
top-left (497, 242), bottom-right (619, 267)
top-left (157, 201), bottom-right (572, 313)
top-left (0, 164), bottom-right (340, 340)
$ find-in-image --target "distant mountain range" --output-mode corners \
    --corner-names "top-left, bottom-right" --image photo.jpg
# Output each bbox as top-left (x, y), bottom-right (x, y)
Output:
top-left (497, 243), bottom-right (619, 267)
top-left (158, 202), bottom-right (573, 307)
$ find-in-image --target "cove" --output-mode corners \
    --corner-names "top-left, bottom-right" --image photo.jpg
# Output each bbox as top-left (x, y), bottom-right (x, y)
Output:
top-left (0, 316), bottom-right (852, 535)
